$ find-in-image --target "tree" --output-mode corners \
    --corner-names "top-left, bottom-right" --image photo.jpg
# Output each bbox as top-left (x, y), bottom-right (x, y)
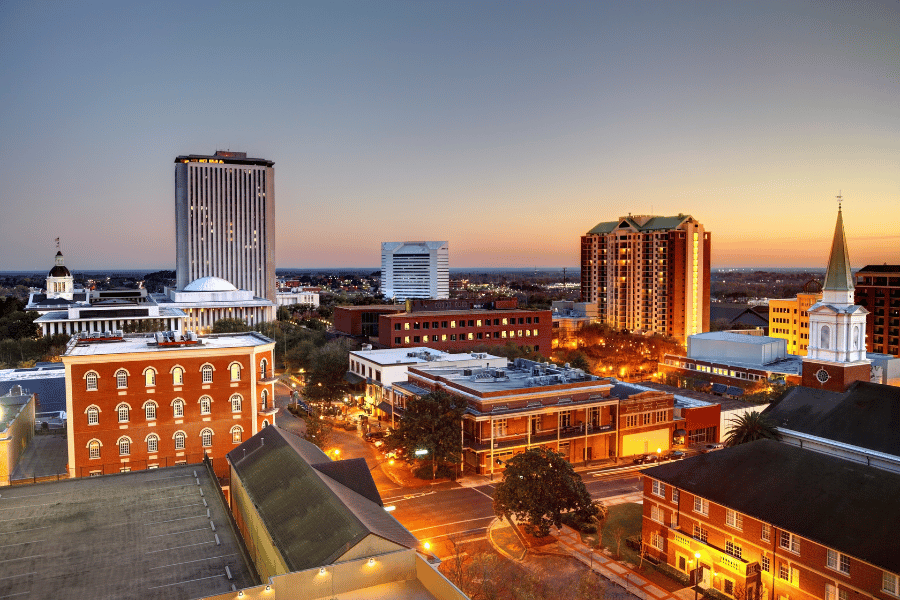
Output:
top-left (492, 447), bottom-right (597, 537)
top-left (302, 338), bottom-right (352, 405)
top-left (569, 352), bottom-right (591, 373)
top-left (302, 405), bottom-right (333, 449)
top-left (212, 318), bottom-right (251, 333)
top-left (383, 389), bottom-right (465, 479)
top-left (724, 411), bottom-right (781, 446)
top-left (592, 501), bottom-right (609, 547)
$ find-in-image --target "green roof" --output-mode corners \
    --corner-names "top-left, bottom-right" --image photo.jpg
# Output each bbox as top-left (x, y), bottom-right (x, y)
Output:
top-left (585, 214), bottom-right (692, 235)
top-left (823, 208), bottom-right (854, 292)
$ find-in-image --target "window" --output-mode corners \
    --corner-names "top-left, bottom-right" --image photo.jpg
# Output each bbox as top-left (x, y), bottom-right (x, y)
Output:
top-left (560, 411), bottom-right (571, 428)
top-left (827, 549), bottom-right (850, 575)
top-left (86, 372), bottom-right (98, 391)
top-left (261, 389), bottom-right (268, 410)
top-left (115, 369), bottom-right (128, 389)
top-left (693, 497), bottom-right (709, 515)
top-left (147, 434), bottom-right (159, 453)
top-left (642, 413), bottom-right (651, 425)
top-left (883, 572), bottom-right (899, 596)
top-left (231, 395), bottom-right (242, 412)
top-left (174, 431), bottom-right (186, 450)
top-left (656, 410), bottom-right (666, 423)
top-left (118, 437), bottom-right (131, 456)
top-left (231, 426), bottom-right (243, 444)
top-left (693, 524), bottom-right (708, 543)
top-left (651, 531), bottom-right (664, 551)
top-left (672, 489), bottom-right (679, 504)
top-left (201, 364), bottom-right (213, 383)
top-left (144, 368), bottom-right (156, 387)
top-left (761, 555), bottom-right (770, 573)
top-left (650, 505), bottom-right (663, 523)
top-left (626, 415), bottom-right (638, 427)
top-left (88, 440), bottom-right (100, 459)
top-left (200, 396), bottom-right (211, 415)
top-left (260, 358), bottom-right (268, 378)
top-left (779, 563), bottom-right (799, 586)
top-left (825, 583), bottom-right (848, 600)
top-left (780, 531), bottom-right (800, 554)
top-left (172, 366), bottom-right (184, 385)
top-left (172, 399), bottom-right (184, 418)
top-left (117, 404), bottom-right (130, 423)
top-left (725, 509), bottom-right (743, 530)
top-left (230, 363), bottom-right (241, 381)
top-left (144, 402), bottom-right (157, 420)
top-left (87, 407), bottom-right (99, 425)
top-left (201, 428), bottom-right (213, 447)
top-left (652, 480), bottom-right (665, 497)
top-left (761, 523), bottom-right (770, 542)
top-left (723, 580), bottom-right (734, 596)
top-left (725, 540), bottom-right (743, 560)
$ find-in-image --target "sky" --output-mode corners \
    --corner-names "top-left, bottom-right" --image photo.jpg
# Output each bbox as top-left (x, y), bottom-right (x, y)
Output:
top-left (0, 0), bottom-right (897, 271)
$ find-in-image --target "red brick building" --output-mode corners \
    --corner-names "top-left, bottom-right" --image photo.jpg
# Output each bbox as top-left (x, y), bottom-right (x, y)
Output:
top-left (854, 265), bottom-right (900, 357)
top-left (62, 331), bottom-right (276, 479)
top-left (333, 304), bottom-right (405, 337)
top-left (641, 440), bottom-right (900, 600)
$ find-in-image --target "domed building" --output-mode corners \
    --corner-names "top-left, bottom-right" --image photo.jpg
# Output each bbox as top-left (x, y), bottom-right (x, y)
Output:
top-left (46, 251), bottom-right (75, 300)
top-left (156, 276), bottom-right (275, 333)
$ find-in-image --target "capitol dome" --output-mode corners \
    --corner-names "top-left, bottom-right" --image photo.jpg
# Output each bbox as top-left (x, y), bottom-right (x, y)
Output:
top-left (183, 277), bottom-right (239, 292)
top-left (48, 251), bottom-right (71, 278)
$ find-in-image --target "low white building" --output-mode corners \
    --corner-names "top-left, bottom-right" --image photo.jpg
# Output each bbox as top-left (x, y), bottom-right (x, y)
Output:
top-left (154, 276), bottom-right (275, 333)
top-left (276, 287), bottom-right (320, 308)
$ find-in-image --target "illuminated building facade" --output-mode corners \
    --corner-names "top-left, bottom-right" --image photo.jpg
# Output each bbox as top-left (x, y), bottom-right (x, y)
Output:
top-left (581, 214), bottom-right (710, 344)
top-left (175, 151), bottom-right (276, 304)
top-left (855, 265), bottom-right (900, 357)
top-left (768, 281), bottom-right (822, 356)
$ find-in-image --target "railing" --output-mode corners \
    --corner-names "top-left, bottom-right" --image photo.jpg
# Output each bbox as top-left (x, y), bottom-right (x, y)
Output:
top-left (464, 423), bottom-right (615, 451)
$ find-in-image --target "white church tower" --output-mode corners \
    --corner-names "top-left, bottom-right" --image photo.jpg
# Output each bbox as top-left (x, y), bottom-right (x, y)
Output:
top-left (802, 204), bottom-right (871, 391)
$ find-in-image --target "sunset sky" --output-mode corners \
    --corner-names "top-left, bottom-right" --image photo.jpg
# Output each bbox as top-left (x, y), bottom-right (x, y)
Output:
top-left (0, 1), bottom-right (897, 271)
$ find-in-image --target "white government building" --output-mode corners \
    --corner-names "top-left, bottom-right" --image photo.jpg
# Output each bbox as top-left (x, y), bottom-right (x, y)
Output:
top-left (155, 276), bottom-right (275, 333)
top-left (380, 241), bottom-right (449, 301)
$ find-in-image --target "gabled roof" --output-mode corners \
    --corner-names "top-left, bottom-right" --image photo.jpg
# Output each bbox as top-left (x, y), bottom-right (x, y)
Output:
top-left (763, 381), bottom-right (900, 458)
top-left (227, 427), bottom-right (419, 572)
top-left (823, 208), bottom-right (854, 292)
top-left (642, 439), bottom-right (900, 573)
top-left (585, 214), bottom-right (692, 235)
top-left (857, 264), bottom-right (900, 274)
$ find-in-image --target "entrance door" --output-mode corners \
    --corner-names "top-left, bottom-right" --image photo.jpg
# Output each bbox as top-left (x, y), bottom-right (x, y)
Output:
top-left (700, 564), bottom-right (712, 588)
top-left (531, 415), bottom-right (539, 435)
top-left (584, 447), bottom-right (593, 461)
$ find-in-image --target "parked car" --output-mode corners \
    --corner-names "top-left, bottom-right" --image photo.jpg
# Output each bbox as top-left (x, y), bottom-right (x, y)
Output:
top-left (699, 443), bottom-right (724, 453)
top-left (633, 454), bottom-right (659, 465)
top-left (663, 450), bottom-right (686, 461)
top-left (364, 431), bottom-right (386, 443)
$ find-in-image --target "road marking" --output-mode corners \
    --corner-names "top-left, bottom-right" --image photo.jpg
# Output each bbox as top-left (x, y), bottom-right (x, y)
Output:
top-left (150, 553), bottom-right (237, 570)
top-left (145, 540), bottom-right (216, 554)
top-left (381, 491), bottom-right (435, 503)
top-left (471, 487), bottom-right (493, 501)
top-left (424, 527), bottom-right (490, 541)
top-left (146, 573), bottom-right (225, 590)
top-left (410, 515), bottom-right (495, 534)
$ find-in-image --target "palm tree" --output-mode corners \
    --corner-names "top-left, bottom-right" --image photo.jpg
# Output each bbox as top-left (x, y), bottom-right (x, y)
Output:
top-left (724, 411), bottom-right (781, 447)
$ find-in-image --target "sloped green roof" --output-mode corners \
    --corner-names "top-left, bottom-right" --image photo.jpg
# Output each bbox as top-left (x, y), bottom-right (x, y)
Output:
top-left (823, 208), bottom-right (854, 292)
top-left (585, 214), bottom-right (692, 235)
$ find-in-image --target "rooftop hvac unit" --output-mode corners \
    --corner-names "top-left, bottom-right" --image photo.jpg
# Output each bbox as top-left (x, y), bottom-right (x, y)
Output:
top-left (463, 369), bottom-right (473, 376)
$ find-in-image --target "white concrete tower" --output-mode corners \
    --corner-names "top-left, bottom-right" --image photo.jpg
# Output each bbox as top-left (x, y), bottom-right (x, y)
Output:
top-left (381, 241), bottom-right (449, 300)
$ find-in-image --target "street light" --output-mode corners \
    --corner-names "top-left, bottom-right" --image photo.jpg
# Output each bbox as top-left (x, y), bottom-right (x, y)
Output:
top-left (693, 552), bottom-right (702, 600)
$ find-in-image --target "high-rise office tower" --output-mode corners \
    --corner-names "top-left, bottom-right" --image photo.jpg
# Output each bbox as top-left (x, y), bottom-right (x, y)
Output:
top-left (175, 151), bottom-right (275, 303)
top-left (381, 241), bottom-right (449, 300)
top-left (854, 265), bottom-right (900, 357)
top-left (580, 214), bottom-right (710, 343)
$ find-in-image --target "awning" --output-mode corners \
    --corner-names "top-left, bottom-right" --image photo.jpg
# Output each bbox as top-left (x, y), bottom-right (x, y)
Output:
top-left (344, 371), bottom-right (366, 385)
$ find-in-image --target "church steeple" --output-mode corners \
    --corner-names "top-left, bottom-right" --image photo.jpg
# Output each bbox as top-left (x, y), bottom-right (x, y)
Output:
top-left (821, 206), bottom-right (854, 305)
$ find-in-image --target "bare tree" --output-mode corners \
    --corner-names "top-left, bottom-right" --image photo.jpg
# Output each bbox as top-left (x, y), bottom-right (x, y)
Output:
top-left (612, 525), bottom-right (626, 559)
top-left (444, 533), bottom-right (471, 592)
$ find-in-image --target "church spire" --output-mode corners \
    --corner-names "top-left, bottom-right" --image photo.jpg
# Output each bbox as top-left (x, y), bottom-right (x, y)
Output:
top-left (821, 204), bottom-right (854, 304)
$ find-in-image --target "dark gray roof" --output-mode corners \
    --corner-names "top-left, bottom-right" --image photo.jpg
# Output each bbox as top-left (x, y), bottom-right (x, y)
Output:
top-left (392, 381), bottom-right (431, 396)
top-left (641, 439), bottom-right (900, 573)
top-left (709, 304), bottom-right (769, 327)
top-left (227, 427), bottom-right (418, 572)
top-left (0, 372), bottom-right (66, 413)
top-left (857, 264), bottom-right (900, 274)
top-left (763, 381), bottom-right (900, 457)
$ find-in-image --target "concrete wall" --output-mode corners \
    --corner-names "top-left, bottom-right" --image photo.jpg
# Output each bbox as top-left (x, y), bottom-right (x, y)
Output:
top-left (0, 395), bottom-right (35, 485)
top-left (230, 464), bottom-right (290, 581)
top-left (689, 336), bottom-right (786, 365)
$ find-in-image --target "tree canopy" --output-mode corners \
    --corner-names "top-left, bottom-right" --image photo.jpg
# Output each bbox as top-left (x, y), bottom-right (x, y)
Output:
top-left (723, 410), bottom-right (781, 447)
top-left (211, 318), bottom-right (251, 333)
top-left (301, 338), bottom-right (352, 404)
top-left (383, 388), bottom-right (466, 479)
top-left (493, 447), bottom-right (597, 537)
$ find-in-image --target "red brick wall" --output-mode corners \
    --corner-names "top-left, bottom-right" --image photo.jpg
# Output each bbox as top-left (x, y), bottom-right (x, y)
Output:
top-left (69, 349), bottom-right (272, 478)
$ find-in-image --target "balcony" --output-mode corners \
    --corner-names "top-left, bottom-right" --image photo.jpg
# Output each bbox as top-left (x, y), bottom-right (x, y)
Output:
top-left (464, 423), bottom-right (615, 452)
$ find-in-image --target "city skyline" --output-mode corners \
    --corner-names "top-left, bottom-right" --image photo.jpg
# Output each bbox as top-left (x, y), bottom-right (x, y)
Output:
top-left (1, 1), bottom-right (898, 271)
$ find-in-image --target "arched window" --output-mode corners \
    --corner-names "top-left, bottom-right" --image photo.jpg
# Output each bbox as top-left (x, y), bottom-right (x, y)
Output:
top-left (231, 426), bottom-right (243, 444)
top-left (85, 372), bottom-right (99, 391)
top-left (118, 437), bottom-right (131, 456)
top-left (174, 431), bottom-right (186, 450)
top-left (200, 428), bottom-right (213, 447)
top-left (117, 403), bottom-right (130, 423)
top-left (86, 406), bottom-right (100, 426)
top-left (88, 440), bottom-right (101, 459)
top-left (261, 389), bottom-right (268, 410)
top-left (172, 399), bottom-right (185, 418)
top-left (144, 401), bottom-right (157, 421)
top-left (172, 366), bottom-right (184, 385)
top-left (852, 325), bottom-right (860, 350)
top-left (230, 362), bottom-right (241, 381)
top-left (820, 325), bottom-right (831, 350)
top-left (115, 369), bottom-right (128, 389)
top-left (201, 364), bottom-right (214, 384)
top-left (260, 358), bottom-right (269, 378)
top-left (231, 394), bottom-right (242, 412)
top-left (144, 368), bottom-right (156, 387)
top-left (146, 434), bottom-right (159, 453)
top-left (262, 419), bottom-right (269, 428)
top-left (199, 396), bottom-right (211, 415)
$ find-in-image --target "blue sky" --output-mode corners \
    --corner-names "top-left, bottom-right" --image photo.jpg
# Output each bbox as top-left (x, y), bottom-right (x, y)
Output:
top-left (1, 0), bottom-right (897, 270)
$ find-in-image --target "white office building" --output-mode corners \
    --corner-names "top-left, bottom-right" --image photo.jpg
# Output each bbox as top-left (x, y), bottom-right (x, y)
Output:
top-left (381, 241), bottom-right (449, 301)
top-left (175, 151), bottom-right (276, 304)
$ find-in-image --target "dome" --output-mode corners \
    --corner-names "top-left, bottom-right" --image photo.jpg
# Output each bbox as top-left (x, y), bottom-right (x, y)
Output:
top-left (183, 276), bottom-right (239, 292)
top-left (49, 251), bottom-right (71, 278)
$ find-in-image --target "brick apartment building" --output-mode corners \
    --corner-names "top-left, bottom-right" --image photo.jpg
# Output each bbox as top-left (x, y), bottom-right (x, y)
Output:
top-left (854, 265), bottom-right (900, 357)
top-left (62, 331), bottom-right (276, 479)
top-left (641, 440), bottom-right (900, 600)
top-left (404, 360), bottom-right (676, 475)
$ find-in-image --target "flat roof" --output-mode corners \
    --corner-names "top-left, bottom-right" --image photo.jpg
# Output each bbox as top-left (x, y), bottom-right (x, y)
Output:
top-left (350, 347), bottom-right (504, 367)
top-left (35, 306), bottom-right (187, 322)
top-left (382, 307), bottom-right (548, 317)
top-left (690, 331), bottom-right (780, 345)
top-left (0, 465), bottom-right (255, 599)
top-left (333, 305), bottom-right (404, 312)
top-left (636, 381), bottom-right (757, 410)
top-left (63, 331), bottom-right (273, 358)
top-left (175, 153), bottom-right (274, 167)
top-left (412, 360), bottom-right (606, 396)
